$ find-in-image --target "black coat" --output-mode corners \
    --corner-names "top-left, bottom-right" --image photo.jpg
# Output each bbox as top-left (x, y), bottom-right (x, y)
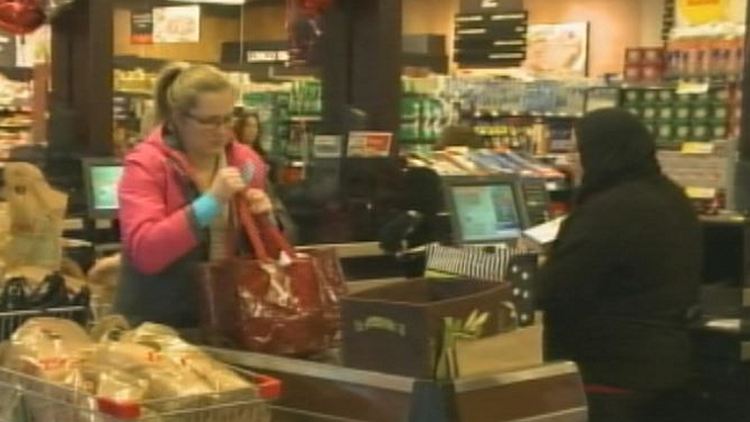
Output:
top-left (536, 109), bottom-right (701, 392)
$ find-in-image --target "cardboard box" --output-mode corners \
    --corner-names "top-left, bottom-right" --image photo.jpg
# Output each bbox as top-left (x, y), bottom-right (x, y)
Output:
top-left (341, 278), bottom-right (511, 378)
top-left (455, 325), bottom-right (543, 377)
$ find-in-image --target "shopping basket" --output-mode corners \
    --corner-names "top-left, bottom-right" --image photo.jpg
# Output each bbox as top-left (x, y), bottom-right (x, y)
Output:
top-left (0, 365), bottom-right (281, 422)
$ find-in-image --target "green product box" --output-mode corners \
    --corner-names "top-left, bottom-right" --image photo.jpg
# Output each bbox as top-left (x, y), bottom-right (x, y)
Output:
top-left (658, 89), bottom-right (675, 103)
top-left (657, 123), bottom-right (673, 139)
top-left (626, 107), bottom-right (642, 117)
top-left (711, 105), bottom-right (728, 120)
top-left (711, 88), bottom-right (731, 103)
top-left (692, 105), bottom-right (710, 120)
top-left (658, 107), bottom-right (674, 120)
top-left (711, 125), bottom-right (727, 139)
top-left (674, 124), bottom-right (691, 140)
top-left (642, 90), bottom-right (659, 103)
top-left (690, 124), bottom-right (710, 141)
top-left (675, 106), bottom-right (691, 120)
top-left (656, 138), bottom-right (679, 149)
top-left (642, 107), bottom-right (658, 120)
top-left (623, 90), bottom-right (641, 103)
top-left (692, 91), bottom-right (712, 103)
top-left (676, 93), bottom-right (693, 104)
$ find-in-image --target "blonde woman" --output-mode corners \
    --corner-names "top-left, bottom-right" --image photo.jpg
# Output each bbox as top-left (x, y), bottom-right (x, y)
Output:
top-left (115, 63), bottom-right (272, 327)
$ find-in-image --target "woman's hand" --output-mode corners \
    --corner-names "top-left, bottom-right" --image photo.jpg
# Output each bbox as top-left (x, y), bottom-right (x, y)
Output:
top-left (208, 168), bottom-right (245, 202)
top-left (245, 188), bottom-right (273, 214)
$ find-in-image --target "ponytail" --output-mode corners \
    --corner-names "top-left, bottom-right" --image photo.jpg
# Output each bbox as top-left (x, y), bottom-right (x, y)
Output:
top-left (153, 62), bottom-right (189, 123)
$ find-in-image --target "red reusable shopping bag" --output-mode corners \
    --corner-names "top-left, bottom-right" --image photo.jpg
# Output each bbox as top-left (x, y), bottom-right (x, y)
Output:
top-left (198, 198), bottom-right (346, 356)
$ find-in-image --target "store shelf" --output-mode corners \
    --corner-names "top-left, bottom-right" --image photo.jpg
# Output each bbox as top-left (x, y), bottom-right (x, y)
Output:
top-left (287, 116), bottom-right (322, 122)
top-left (466, 110), bottom-right (583, 119)
top-left (114, 90), bottom-right (152, 98)
top-left (545, 180), bottom-right (572, 192)
top-left (0, 106), bottom-right (31, 113)
top-left (0, 66), bottom-right (32, 82)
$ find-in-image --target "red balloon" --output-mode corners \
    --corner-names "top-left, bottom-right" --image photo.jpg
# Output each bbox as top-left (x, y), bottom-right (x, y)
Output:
top-left (0, 0), bottom-right (46, 35)
top-left (301, 0), bottom-right (332, 15)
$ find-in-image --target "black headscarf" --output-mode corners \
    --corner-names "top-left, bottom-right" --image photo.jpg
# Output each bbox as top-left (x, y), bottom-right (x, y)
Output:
top-left (575, 108), bottom-right (661, 204)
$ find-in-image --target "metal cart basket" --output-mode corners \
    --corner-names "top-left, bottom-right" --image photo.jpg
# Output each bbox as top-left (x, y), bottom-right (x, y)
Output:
top-left (0, 306), bottom-right (91, 342)
top-left (0, 365), bottom-right (280, 422)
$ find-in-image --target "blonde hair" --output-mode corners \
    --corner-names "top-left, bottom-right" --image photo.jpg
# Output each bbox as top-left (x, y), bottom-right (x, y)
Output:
top-left (153, 62), bottom-right (237, 123)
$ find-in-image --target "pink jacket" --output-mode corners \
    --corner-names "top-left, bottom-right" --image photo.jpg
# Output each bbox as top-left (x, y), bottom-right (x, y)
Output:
top-left (118, 126), bottom-right (267, 275)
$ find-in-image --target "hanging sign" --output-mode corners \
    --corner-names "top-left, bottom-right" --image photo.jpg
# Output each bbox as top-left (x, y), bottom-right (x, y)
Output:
top-left (130, 8), bottom-right (153, 44)
top-left (153, 5), bottom-right (200, 43)
top-left (677, 0), bottom-right (728, 25)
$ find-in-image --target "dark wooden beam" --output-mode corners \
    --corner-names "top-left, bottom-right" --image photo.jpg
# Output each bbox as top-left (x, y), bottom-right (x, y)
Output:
top-left (321, 0), bottom-right (352, 135)
top-left (321, 0), bottom-right (402, 151)
top-left (739, 1), bottom-right (750, 160)
top-left (50, 0), bottom-right (114, 156)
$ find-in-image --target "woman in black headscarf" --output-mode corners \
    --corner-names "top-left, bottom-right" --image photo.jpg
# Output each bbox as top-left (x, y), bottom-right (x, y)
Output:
top-left (535, 108), bottom-right (701, 422)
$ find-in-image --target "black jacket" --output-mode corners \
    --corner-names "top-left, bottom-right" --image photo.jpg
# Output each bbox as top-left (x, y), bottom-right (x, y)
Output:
top-left (536, 109), bottom-right (701, 391)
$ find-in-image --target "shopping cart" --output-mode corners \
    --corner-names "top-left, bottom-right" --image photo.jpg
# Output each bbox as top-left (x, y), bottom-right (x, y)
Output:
top-left (0, 365), bottom-right (280, 422)
top-left (0, 306), bottom-right (91, 342)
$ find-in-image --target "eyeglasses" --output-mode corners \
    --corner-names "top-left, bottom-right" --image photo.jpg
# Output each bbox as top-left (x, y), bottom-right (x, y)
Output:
top-left (184, 112), bottom-right (234, 128)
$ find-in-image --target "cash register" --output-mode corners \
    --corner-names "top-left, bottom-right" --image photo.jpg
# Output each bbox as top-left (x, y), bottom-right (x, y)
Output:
top-left (442, 174), bottom-right (543, 245)
top-left (381, 171), bottom-right (550, 252)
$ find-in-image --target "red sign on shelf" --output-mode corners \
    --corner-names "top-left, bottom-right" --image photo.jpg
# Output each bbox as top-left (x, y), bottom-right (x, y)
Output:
top-left (347, 132), bottom-right (393, 158)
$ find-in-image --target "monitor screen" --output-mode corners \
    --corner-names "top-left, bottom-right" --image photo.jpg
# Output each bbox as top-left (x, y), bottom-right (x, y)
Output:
top-left (90, 165), bottom-right (124, 211)
top-left (449, 183), bottom-right (523, 242)
top-left (82, 158), bottom-right (124, 219)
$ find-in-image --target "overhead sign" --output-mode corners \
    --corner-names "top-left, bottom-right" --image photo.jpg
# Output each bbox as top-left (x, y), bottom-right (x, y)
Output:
top-left (246, 49), bottom-right (290, 63)
top-left (677, 0), bottom-right (728, 25)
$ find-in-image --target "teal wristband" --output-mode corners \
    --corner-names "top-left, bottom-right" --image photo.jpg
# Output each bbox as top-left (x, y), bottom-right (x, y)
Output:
top-left (192, 193), bottom-right (221, 228)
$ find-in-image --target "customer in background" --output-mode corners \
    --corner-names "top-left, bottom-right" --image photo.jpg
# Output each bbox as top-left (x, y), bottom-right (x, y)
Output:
top-left (434, 124), bottom-right (484, 149)
top-left (116, 62), bottom-right (272, 328)
top-left (234, 110), bottom-right (266, 158)
top-left (535, 108), bottom-right (701, 422)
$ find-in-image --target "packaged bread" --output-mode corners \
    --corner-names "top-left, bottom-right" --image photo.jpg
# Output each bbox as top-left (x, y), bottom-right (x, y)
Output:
top-left (120, 323), bottom-right (251, 393)
top-left (90, 340), bottom-right (214, 400)
top-left (3, 318), bottom-right (92, 383)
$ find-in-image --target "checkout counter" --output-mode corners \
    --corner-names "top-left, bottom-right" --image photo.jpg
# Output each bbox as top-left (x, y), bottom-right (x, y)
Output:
top-left (237, 167), bottom-right (587, 422)
top-left (690, 213), bottom-right (750, 421)
top-left (65, 154), bottom-right (588, 421)
top-left (208, 347), bottom-right (586, 422)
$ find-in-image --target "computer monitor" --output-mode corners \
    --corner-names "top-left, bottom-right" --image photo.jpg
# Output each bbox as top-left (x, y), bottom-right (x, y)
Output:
top-left (442, 175), bottom-right (531, 244)
top-left (82, 157), bottom-right (124, 219)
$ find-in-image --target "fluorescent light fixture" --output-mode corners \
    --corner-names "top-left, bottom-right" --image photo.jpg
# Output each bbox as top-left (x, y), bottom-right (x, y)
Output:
top-left (168, 0), bottom-right (247, 5)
